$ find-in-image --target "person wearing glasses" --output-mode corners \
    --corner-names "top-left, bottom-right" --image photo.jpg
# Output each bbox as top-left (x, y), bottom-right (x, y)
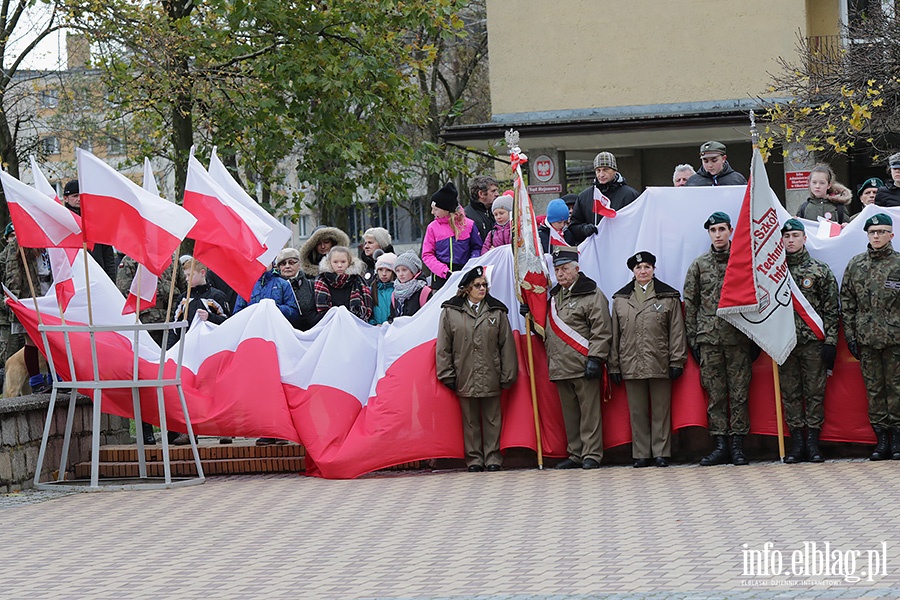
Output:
top-left (436, 266), bottom-right (518, 472)
top-left (841, 213), bottom-right (900, 461)
top-left (275, 247), bottom-right (317, 330)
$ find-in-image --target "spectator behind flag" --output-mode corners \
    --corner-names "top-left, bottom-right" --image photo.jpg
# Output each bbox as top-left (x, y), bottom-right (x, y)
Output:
top-left (76, 149), bottom-right (197, 276)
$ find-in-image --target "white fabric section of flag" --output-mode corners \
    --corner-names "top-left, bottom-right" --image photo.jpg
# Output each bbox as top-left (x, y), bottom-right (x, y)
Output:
top-left (548, 225), bottom-right (567, 246)
top-left (186, 155), bottom-right (274, 244)
top-left (816, 216), bottom-right (842, 239)
top-left (128, 159), bottom-right (161, 309)
top-left (142, 157), bottom-right (159, 196)
top-left (29, 158), bottom-right (76, 309)
top-left (209, 148), bottom-right (291, 266)
top-left (511, 162), bottom-right (549, 295)
top-left (30, 156), bottom-right (61, 201)
top-left (0, 170), bottom-right (81, 245)
top-left (788, 271), bottom-right (825, 340)
top-left (715, 148), bottom-right (797, 364)
top-left (548, 296), bottom-right (589, 355)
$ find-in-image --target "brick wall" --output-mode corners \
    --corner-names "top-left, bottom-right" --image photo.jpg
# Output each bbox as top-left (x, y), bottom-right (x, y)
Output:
top-left (0, 394), bottom-right (131, 492)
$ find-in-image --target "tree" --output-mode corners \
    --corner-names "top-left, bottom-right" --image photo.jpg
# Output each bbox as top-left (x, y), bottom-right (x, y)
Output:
top-left (760, 14), bottom-right (900, 163)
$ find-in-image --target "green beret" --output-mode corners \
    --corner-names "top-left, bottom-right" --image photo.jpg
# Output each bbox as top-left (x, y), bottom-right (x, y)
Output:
top-left (3, 222), bottom-right (13, 238)
top-left (865, 213), bottom-right (893, 231)
top-left (781, 218), bottom-right (805, 233)
top-left (857, 177), bottom-right (884, 196)
top-left (704, 211), bottom-right (731, 229)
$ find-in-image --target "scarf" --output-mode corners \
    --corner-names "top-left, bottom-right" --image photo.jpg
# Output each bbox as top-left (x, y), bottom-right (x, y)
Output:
top-left (393, 278), bottom-right (426, 303)
top-left (314, 272), bottom-right (372, 321)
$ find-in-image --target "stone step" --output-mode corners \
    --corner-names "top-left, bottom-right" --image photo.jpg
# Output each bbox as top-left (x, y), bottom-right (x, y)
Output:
top-left (98, 439), bottom-right (305, 462)
top-left (74, 456), bottom-right (306, 479)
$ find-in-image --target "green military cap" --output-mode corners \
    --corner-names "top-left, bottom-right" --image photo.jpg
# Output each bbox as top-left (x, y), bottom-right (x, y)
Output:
top-left (700, 141), bottom-right (727, 156)
top-left (781, 218), bottom-right (805, 233)
top-left (857, 177), bottom-right (884, 196)
top-left (3, 222), bottom-right (13, 237)
top-left (864, 213), bottom-right (893, 231)
top-left (552, 245), bottom-right (579, 266)
top-left (704, 211), bottom-right (732, 229)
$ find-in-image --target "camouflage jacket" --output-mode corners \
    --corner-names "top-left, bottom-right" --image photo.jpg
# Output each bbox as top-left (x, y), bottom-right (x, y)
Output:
top-left (841, 242), bottom-right (900, 349)
top-left (0, 242), bottom-right (13, 323)
top-left (683, 245), bottom-right (749, 347)
top-left (116, 256), bottom-right (185, 324)
top-left (786, 247), bottom-right (839, 346)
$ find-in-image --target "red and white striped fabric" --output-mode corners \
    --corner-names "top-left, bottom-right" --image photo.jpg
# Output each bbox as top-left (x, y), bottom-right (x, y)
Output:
top-left (789, 272), bottom-right (825, 340)
top-left (548, 225), bottom-right (568, 247)
top-left (28, 158), bottom-right (78, 310)
top-left (77, 149), bottom-right (196, 276)
top-left (184, 154), bottom-right (269, 300)
top-left (816, 216), bottom-right (842, 239)
top-left (548, 296), bottom-right (589, 356)
top-left (121, 159), bottom-right (163, 316)
top-left (593, 187), bottom-right (617, 218)
top-left (208, 148), bottom-right (291, 269)
top-left (510, 150), bottom-right (550, 334)
top-left (0, 169), bottom-right (82, 249)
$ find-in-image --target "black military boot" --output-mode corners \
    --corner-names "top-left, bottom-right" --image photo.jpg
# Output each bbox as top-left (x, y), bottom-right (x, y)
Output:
top-left (806, 428), bottom-right (824, 463)
top-left (870, 427), bottom-right (890, 461)
top-left (891, 427), bottom-right (900, 460)
top-left (699, 435), bottom-right (730, 466)
top-left (783, 429), bottom-right (805, 464)
top-left (731, 435), bottom-right (749, 465)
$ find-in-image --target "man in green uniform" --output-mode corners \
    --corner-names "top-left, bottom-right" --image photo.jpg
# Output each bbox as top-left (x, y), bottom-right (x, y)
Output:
top-left (841, 213), bottom-right (900, 461)
top-left (683, 211), bottom-right (756, 466)
top-left (780, 219), bottom-right (839, 463)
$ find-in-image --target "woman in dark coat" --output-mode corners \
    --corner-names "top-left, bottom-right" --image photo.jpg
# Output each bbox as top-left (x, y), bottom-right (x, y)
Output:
top-left (435, 266), bottom-right (518, 472)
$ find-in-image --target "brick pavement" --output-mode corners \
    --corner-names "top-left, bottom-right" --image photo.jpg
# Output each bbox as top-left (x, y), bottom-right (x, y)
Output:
top-left (1, 460), bottom-right (899, 599)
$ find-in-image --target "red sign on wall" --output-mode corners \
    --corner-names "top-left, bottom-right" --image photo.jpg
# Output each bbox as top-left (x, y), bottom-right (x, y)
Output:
top-left (785, 171), bottom-right (811, 191)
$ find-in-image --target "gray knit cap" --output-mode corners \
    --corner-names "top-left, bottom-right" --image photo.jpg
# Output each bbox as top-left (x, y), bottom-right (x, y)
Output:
top-left (393, 250), bottom-right (423, 274)
top-left (363, 227), bottom-right (392, 250)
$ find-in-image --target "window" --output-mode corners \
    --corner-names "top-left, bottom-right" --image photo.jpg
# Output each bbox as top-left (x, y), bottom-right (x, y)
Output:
top-left (41, 137), bottom-right (60, 155)
top-left (106, 136), bottom-right (125, 156)
top-left (39, 89), bottom-right (58, 109)
top-left (76, 138), bottom-right (93, 153)
top-left (295, 214), bottom-right (310, 238)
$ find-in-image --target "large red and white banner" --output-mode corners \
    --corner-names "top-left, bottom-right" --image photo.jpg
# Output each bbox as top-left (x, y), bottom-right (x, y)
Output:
top-left (8, 188), bottom-right (892, 478)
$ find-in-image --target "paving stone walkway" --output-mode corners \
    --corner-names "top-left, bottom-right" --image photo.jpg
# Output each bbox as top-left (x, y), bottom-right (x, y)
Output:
top-left (1, 460), bottom-right (898, 599)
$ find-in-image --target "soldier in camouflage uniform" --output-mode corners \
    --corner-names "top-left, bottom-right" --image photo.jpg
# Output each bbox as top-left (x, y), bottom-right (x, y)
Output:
top-left (0, 224), bottom-right (24, 363)
top-left (683, 211), bottom-right (756, 466)
top-left (841, 213), bottom-right (900, 461)
top-left (116, 256), bottom-right (185, 445)
top-left (779, 219), bottom-right (839, 464)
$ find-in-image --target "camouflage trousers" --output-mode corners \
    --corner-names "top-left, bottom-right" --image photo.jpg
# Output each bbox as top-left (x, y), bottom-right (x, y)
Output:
top-left (699, 343), bottom-right (753, 436)
top-left (859, 345), bottom-right (900, 428)
top-left (778, 340), bottom-right (825, 429)
top-left (0, 327), bottom-right (24, 365)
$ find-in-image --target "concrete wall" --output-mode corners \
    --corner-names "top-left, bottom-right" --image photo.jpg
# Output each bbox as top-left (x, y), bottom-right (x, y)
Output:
top-left (0, 394), bottom-right (131, 492)
top-left (487, 0), bottom-right (826, 116)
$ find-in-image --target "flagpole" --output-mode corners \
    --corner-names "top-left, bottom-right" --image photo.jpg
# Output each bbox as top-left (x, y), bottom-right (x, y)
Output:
top-left (134, 264), bottom-right (142, 324)
top-left (750, 109), bottom-right (786, 460)
top-left (525, 315), bottom-right (544, 469)
top-left (81, 242), bottom-right (94, 326)
top-left (19, 245), bottom-right (43, 326)
top-left (164, 245), bottom-right (181, 325)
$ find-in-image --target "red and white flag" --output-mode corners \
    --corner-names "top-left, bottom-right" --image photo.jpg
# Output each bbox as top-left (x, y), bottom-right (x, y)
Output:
top-left (122, 159), bottom-right (162, 315)
top-left (184, 153), bottom-right (269, 300)
top-left (816, 216), bottom-right (842, 239)
top-left (0, 169), bottom-right (82, 249)
top-left (77, 149), bottom-right (196, 276)
top-left (209, 147), bottom-right (291, 269)
top-left (28, 158), bottom-right (78, 310)
top-left (548, 224), bottom-right (568, 247)
top-left (593, 187), bottom-right (617, 219)
top-left (510, 149), bottom-right (549, 334)
top-left (717, 147), bottom-right (812, 364)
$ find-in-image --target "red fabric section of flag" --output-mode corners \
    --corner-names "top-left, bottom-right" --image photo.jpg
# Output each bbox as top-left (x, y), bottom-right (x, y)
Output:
top-left (592, 189), bottom-right (617, 218)
top-left (7, 203), bottom-right (83, 249)
top-left (122, 289), bottom-right (158, 316)
top-left (80, 192), bottom-right (181, 276)
top-left (717, 179), bottom-right (757, 308)
top-left (184, 190), bottom-right (267, 261)
top-left (193, 239), bottom-right (267, 301)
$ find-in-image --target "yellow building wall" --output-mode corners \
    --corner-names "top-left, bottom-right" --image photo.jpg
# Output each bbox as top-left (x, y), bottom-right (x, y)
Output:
top-left (486, 0), bottom-right (814, 115)
top-left (806, 0), bottom-right (842, 38)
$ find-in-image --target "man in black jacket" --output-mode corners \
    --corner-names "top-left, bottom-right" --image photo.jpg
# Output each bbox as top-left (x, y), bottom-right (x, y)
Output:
top-left (465, 175), bottom-right (499, 243)
top-left (875, 152), bottom-right (900, 207)
top-left (685, 141), bottom-right (747, 187)
top-left (569, 152), bottom-right (640, 244)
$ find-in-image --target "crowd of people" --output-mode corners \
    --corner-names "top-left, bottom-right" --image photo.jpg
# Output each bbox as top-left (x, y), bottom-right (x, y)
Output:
top-left (4, 141), bottom-right (900, 471)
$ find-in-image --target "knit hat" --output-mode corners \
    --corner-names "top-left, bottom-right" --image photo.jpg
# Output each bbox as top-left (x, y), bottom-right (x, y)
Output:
top-left (704, 211), bottom-right (732, 229)
top-left (458, 266), bottom-right (485, 289)
top-left (393, 250), bottom-right (423, 275)
top-left (552, 245), bottom-right (579, 267)
top-left (626, 251), bottom-right (656, 271)
top-left (63, 180), bottom-right (79, 196)
top-left (179, 254), bottom-right (193, 266)
top-left (491, 194), bottom-right (513, 214)
top-left (781, 219), bottom-right (805, 233)
top-left (700, 141), bottom-right (727, 157)
top-left (546, 198), bottom-right (569, 224)
top-left (363, 227), bottom-right (391, 250)
top-left (865, 213), bottom-right (893, 231)
top-left (593, 152), bottom-right (618, 171)
top-left (276, 247), bottom-right (301, 266)
top-left (858, 177), bottom-right (884, 196)
top-left (431, 181), bottom-right (459, 212)
top-left (375, 252), bottom-right (397, 272)
top-left (3, 222), bottom-right (13, 238)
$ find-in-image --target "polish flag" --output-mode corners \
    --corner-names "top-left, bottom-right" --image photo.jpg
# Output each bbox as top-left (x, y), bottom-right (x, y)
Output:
top-left (593, 187), bottom-right (617, 218)
top-left (77, 149), bottom-right (197, 276)
top-left (184, 153), bottom-right (269, 300)
top-left (816, 216), bottom-right (842, 239)
top-left (208, 147), bottom-right (291, 269)
top-left (0, 169), bottom-right (82, 249)
top-left (548, 225), bottom-right (568, 247)
top-left (28, 158), bottom-right (78, 310)
top-left (122, 159), bottom-right (162, 315)
top-left (510, 149), bottom-right (550, 334)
